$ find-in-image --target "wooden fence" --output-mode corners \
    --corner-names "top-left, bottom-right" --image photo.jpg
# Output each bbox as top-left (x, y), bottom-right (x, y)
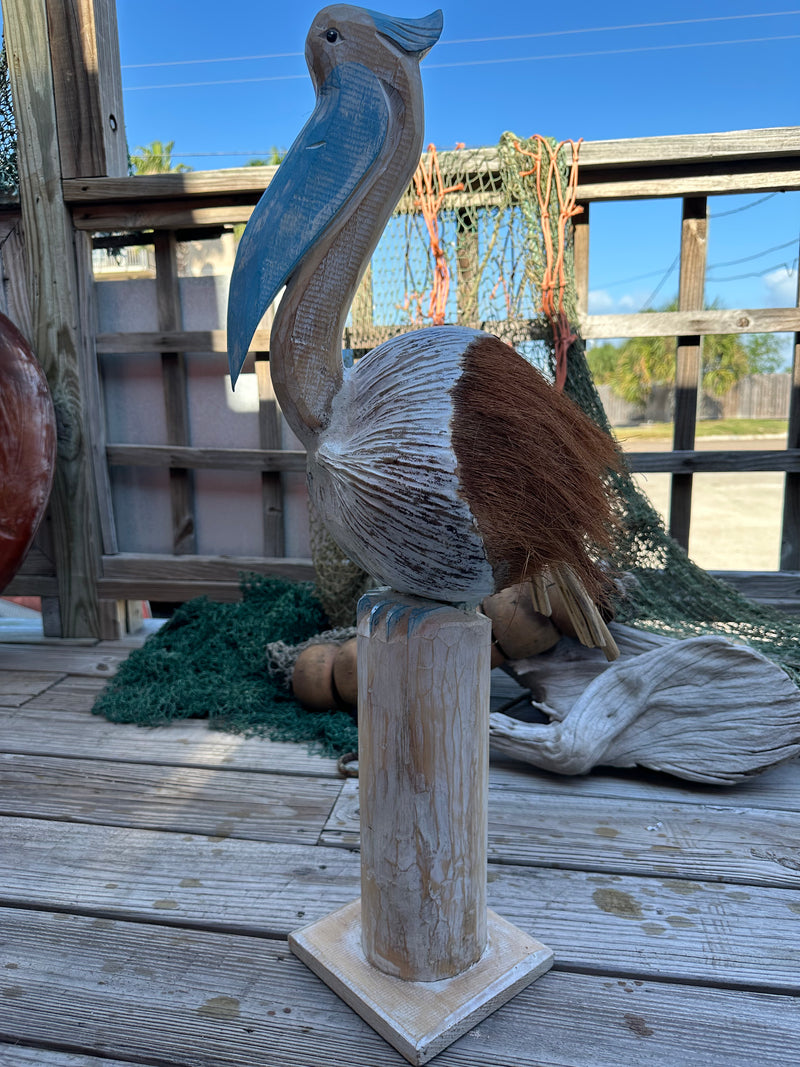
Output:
top-left (2, 1), bottom-right (800, 635)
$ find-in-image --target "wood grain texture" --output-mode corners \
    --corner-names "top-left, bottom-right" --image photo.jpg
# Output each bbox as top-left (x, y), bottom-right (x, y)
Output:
top-left (626, 449), bottom-right (800, 473)
top-left (0, 1047), bottom-right (145, 1067)
top-left (0, 669), bottom-right (64, 707)
top-left (4, 0), bottom-right (106, 635)
top-left (59, 128), bottom-right (800, 203)
top-left (4, 817), bottom-right (800, 993)
top-left (0, 704), bottom-right (339, 776)
top-left (105, 443), bottom-right (306, 471)
top-left (323, 774), bottom-right (800, 888)
top-left (44, 0), bottom-right (127, 178)
top-left (581, 306), bottom-right (800, 339)
top-left (0, 752), bottom-right (342, 844)
top-left (670, 197), bottom-right (708, 548)
top-left (0, 643), bottom-right (126, 676)
top-left (3, 907), bottom-right (800, 1067)
top-left (358, 593), bottom-right (491, 980)
top-left (96, 328), bottom-right (270, 354)
top-left (290, 902), bottom-right (553, 1065)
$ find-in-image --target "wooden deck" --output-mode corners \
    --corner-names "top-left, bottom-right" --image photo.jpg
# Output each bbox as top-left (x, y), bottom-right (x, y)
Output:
top-left (2, 636), bottom-right (800, 1066)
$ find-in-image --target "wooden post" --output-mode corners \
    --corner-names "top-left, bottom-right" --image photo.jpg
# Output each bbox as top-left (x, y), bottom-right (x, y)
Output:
top-left (2, 0), bottom-right (123, 635)
top-left (43, 0), bottom-right (128, 179)
top-left (456, 207), bottom-right (479, 326)
top-left (573, 202), bottom-right (590, 319)
top-left (154, 231), bottom-right (197, 555)
top-left (358, 593), bottom-right (489, 980)
top-left (290, 591), bottom-right (553, 1065)
top-left (669, 196), bottom-right (708, 549)
top-left (781, 246), bottom-right (800, 569)
top-left (255, 353), bottom-right (285, 556)
top-left (349, 263), bottom-right (374, 350)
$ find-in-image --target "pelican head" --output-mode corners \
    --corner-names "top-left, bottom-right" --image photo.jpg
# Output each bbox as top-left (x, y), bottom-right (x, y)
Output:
top-left (227, 6), bottom-right (443, 406)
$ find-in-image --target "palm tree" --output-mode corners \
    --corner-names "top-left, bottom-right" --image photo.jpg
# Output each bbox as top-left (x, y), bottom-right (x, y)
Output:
top-left (596, 299), bottom-right (781, 412)
top-left (129, 140), bottom-right (191, 174)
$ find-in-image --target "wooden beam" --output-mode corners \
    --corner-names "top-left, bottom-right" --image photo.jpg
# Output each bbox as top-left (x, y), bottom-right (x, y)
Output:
top-left (95, 328), bottom-right (270, 354)
top-left (669, 197), bottom-right (708, 549)
top-left (98, 552), bottom-right (316, 600)
top-left (626, 449), bottom-right (800, 474)
top-left (3, 0), bottom-right (108, 636)
top-left (60, 129), bottom-right (800, 203)
top-left (44, 0), bottom-right (127, 178)
top-left (105, 444), bottom-right (306, 472)
top-left (582, 307), bottom-right (800, 339)
top-left (71, 203), bottom-right (255, 231)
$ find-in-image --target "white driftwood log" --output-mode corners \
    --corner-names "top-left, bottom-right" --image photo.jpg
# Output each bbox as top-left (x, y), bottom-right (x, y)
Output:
top-left (493, 624), bottom-right (800, 784)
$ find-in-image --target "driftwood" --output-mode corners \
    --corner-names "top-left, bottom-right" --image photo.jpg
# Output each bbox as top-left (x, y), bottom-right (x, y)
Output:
top-left (494, 624), bottom-right (800, 784)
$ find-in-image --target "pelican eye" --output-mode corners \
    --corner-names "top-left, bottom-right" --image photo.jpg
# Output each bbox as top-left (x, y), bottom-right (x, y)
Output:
top-left (325, 28), bottom-right (339, 43)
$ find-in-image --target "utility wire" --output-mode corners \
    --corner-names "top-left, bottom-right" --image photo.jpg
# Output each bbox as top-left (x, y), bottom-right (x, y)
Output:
top-left (709, 192), bottom-right (779, 217)
top-left (425, 34), bottom-right (800, 73)
top-left (121, 10), bottom-right (800, 69)
top-left (124, 32), bottom-right (800, 89)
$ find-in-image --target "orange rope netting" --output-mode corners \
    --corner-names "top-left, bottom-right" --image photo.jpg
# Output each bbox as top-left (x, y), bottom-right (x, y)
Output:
top-left (410, 144), bottom-right (465, 325)
top-left (514, 136), bottom-right (583, 390)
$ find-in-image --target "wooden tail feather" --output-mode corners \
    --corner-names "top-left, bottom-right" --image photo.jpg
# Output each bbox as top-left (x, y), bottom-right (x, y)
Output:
top-left (548, 565), bottom-right (620, 662)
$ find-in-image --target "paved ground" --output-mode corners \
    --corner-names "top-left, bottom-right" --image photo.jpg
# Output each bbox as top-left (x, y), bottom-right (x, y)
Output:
top-left (619, 434), bottom-right (786, 572)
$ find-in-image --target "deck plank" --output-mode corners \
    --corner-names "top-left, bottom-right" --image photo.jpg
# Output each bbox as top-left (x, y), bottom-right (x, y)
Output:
top-left (3, 818), bottom-right (799, 994)
top-left (3, 907), bottom-right (800, 1067)
top-left (0, 669), bottom-right (65, 707)
top-left (487, 756), bottom-right (800, 812)
top-left (0, 754), bottom-right (343, 845)
top-left (0, 643), bottom-right (128, 677)
top-left (0, 1047), bottom-right (148, 1066)
top-left (322, 779), bottom-right (800, 888)
top-left (0, 705), bottom-right (341, 777)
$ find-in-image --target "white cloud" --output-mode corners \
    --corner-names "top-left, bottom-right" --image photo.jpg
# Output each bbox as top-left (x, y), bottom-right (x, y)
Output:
top-left (764, 266), bottom-right (798, 307)
top-left (587, 289), bottom-right (650, 314)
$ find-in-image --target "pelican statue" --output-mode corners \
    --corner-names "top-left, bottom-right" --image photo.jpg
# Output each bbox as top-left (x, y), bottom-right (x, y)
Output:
top-left (227, 5), bottom-right (618, 626)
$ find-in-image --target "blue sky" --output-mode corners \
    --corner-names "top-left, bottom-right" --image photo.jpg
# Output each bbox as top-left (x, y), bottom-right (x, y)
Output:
top-left (117, 2), bottom-right (799, 346)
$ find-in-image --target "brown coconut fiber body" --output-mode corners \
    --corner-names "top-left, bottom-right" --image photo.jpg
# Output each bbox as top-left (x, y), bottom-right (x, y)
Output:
top-left (451, 334), bottom-right (620, 604)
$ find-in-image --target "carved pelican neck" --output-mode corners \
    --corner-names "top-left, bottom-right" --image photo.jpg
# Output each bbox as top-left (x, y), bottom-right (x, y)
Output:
top-left (269, 59), bottom-right (424, 449)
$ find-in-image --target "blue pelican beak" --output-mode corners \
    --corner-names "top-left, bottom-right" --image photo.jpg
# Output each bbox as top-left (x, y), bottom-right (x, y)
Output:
top-left (226, 7), bottom-right (443, 387)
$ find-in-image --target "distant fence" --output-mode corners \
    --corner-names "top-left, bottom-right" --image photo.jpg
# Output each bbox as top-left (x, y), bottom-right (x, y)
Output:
top-left (600, 373), bottom-right (791, 427)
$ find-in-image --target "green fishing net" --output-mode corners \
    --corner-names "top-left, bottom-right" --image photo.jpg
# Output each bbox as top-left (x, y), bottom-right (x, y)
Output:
top-left (92, 574), bottom-right (358, 756)
top-left (93, 133), bottom-right (798, 752)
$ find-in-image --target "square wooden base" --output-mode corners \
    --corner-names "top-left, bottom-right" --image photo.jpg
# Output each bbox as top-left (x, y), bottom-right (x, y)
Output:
top-left (289, 899), bottom-right (554, 1065)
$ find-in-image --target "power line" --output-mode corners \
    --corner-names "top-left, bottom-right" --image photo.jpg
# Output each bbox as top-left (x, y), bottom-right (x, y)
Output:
top-left (709, 192), bottom-right (779, 217)
top-left (706, 258), bottom-right (798, 282)
top-left (640, 255), bottom-right (680, 310)
top-left (121, 10), bottom-right (800, 70)
top-left (425, 34), bottom-right (800, 73)
top-left (124, 33), bottom-right (800, 90)
top-left (706, 238), bottom-right (799, 272)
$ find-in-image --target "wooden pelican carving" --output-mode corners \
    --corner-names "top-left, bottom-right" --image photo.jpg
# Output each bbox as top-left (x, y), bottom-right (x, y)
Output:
top-left (227, 4), bottom-right (618, 617)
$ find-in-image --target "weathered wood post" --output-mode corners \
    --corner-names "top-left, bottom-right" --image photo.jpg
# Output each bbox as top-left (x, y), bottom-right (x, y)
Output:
top-left (290, 591), bottom-right (553, 1065)
top-left (357, 592), bottom-right (490, 981)
top-left (2, 0), bottom-right (126, 636)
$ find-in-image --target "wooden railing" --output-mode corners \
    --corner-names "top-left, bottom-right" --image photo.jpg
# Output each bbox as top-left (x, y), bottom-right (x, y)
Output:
top-left (3, 119), bottom-right (800, 627)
